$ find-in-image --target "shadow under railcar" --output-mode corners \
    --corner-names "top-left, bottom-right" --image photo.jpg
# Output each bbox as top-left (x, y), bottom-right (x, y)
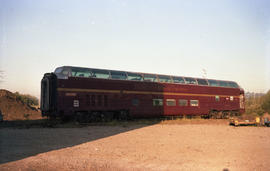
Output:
top-left (0, 118), bottom-right (159, 164)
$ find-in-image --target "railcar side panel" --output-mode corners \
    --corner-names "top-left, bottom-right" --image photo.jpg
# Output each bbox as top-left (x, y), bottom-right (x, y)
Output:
top-left (55, 76), bottom-right (243, 118)
top-left (41, 66), bottom-right (245, 119)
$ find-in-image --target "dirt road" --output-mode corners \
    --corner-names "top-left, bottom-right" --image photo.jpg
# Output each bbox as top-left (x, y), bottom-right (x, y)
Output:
top-left (0, 121), bottom-right (270, 171)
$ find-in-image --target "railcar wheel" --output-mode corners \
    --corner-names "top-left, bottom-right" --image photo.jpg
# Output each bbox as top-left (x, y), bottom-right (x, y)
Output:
top-left (217, 111), bottom-right (223, 119)
top-left (61, 115), bottom-right (72, 122)
top-left (100, 112), bottom-right (113, 122)
top-left (209, 111), bottom-right (218, 119)
top-left (230, 111), bottom-right (240, 117)
top-left (201, 114), bottom-right (210, 119)
top-left (222, 111), bottom-right (229, 119)
top-left (104, 112), bottom-right (114, 122)
top-left (75, 112), bottom-right (85, 123)
top-left (90, 112), bottom-right (100, 122)
top-left (119, 110), bottom-right (129, 120)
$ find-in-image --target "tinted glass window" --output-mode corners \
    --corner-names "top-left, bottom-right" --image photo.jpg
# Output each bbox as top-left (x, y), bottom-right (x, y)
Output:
top-left (71, 68), bottom-right (92, 77)
top-left (55, 67), bottom-right (63, 73)
top-left (132, 99), bottom-right (139, 106)
top-left (197, 79), bottom-right (208, 85)
top-left (73, 71), bottom-right (91, 77)
top-left (143, 74), bottom-right (158, 82)
top-left (219, 81), bottom-right (229, 87)
top-left (172, 77), bottom-right (185, 84)
top-left (228, 82), bottom-right (238, 88)
top-left (166, 99), bottom-right (176, 106)
top-left (185, 77), bottom-right (197, 84)
top-left (127, 73), bottom-right (143, 81)
top-left (208, 80), bottom-right (219, 87)
top-left (190, 100), bottom-right (199, 106)
top-left (179, 99), bottom-right (188, 106)
top-left (153, 99), bottom-right (163, 106)
top-left (158, 75), bottom-right (172, 83)
top-left (92, 69), bottom-right (110, 79)
top-left (62, 69), bottom-right (69, 75)
top-left (110, 71), bottom-right (127, 80)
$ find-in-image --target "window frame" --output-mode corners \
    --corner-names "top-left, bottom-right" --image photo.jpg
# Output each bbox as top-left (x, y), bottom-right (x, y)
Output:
top-left (55, 67), bottom-right (63, 74)
top-left (127, 72), bottom-right (143, 81)
top-left (190, 100), bottom-right (199, 107)
top-left (153, 99), bottom-right (163, 106)
top-left (172, 76), bottom-right (185, 84)
top-left (143, 74), bottom-right (158, 82)
top-left (219, 81), bottom-right (229, 87)
top-left (110, 71), bottom-right (127, 80)
top-left (166, 99), bottom-right (176, 106)
top-left (132, 98), bottom-right (140, 106)
top-left (179, 99), bottom-right (188, 106)
top-left (208, 79), bottom-right (219, 87)
top-left (92, 69), bottom-right (110, 79)
top-left (158, 75), bottom-right (172, 83)
top-left (228, 82), bottom-right (239, 88)
top-left (184, 77), bottom-right (197, 85)
top-left (197, 79), bottom-right (208, 86)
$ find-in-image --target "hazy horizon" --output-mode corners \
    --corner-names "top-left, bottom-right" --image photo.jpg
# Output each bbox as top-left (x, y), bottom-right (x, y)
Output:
top-left (1, 0), bottom-right (270, 98)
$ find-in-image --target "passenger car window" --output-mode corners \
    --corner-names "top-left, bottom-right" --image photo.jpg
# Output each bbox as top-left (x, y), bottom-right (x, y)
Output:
top-left (185, 77), bottom-right (197, 84)
top-left (153, 99), bottom-right (163, 106)
top-left (158, 75), bottom-right (172, 83)
top-left (208, 80), bottom-right (219, 87)
top-left (197, 79), bottom-right (208, 85)
top-left (190, 100), bottom-right (199, 106)
top-left (110, 71), bottom-right (127, 80)
top-left (132, 99), bottom-right (140, 106)
top-left (92, 69), bottom-right (110, 79)
top-left (127, 72), bottom-right (143, 81)
top-left (219, 81), bottom-right (229, 87)
top-left (54, 67), bottom-right (63, 73)
top-left (62, 69), bottom-right (70, 75)
top-left (166, 99), bottom-right (176, 106)
top-left (179, 99), bottom-right (188, 106)
top-left (228, 82), bottom-right (238, 88)
top-left (172, 77), bottom-right (185, 84)
top-left (74, 71), bottom-right (91, 77)
top-left (143, 74), bottom-right (158, 82)
top-left (71, 68), bottom-right (93, 78)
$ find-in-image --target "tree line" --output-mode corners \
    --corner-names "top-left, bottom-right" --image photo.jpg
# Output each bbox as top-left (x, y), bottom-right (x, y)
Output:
top-left (245, 90), bottom-right (270, 116)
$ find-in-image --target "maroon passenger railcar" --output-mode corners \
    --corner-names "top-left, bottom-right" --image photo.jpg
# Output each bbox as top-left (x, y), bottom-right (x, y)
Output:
top-left (41, 66), bottom-right (245, 121)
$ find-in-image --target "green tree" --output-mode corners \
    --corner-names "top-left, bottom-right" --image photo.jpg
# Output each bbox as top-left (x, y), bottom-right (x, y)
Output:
top-left (262, 90), bottom-right (270, 114)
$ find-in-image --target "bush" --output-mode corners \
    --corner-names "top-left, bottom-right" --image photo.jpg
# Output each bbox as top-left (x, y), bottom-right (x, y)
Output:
top-left (245, 90), bottom-right (270, 116)
top-left (262, 90), bottom-right (270, 114)
top-left (14, 92), bottom-right (39, 107)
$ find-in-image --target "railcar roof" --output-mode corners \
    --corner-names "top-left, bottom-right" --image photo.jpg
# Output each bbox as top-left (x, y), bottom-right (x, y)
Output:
top-left (54, 66), bottom-right (240, 89)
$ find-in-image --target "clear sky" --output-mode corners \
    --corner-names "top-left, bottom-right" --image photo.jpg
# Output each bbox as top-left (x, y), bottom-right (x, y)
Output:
top-left (0, 0), bottom-right (270, 98)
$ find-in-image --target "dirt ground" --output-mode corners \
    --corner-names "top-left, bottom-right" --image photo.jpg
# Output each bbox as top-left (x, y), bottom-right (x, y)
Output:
top-left (0, 120), bottom-right (270, 171)
top-left (0, 89), bottom-right (41, 121)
